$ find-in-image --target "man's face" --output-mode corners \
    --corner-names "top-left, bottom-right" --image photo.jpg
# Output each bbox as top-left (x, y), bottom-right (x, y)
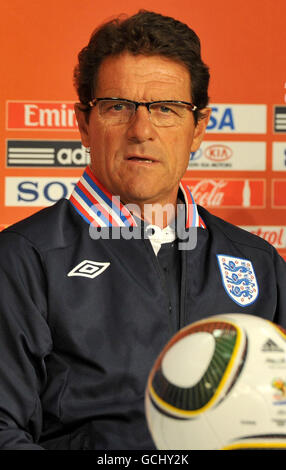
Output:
top-left (76, 52), bottom-right (210, 207)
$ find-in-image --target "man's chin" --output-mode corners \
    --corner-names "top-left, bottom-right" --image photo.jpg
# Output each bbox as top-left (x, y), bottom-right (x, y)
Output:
top-left (120, 188), bottom-right (176, 209)
top-left (120, 190), bottom-right (159, 206)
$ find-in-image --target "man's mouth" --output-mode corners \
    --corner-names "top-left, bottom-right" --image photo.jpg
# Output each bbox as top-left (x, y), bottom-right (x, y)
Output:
top-left (126, 155), bottom-right (157, 164)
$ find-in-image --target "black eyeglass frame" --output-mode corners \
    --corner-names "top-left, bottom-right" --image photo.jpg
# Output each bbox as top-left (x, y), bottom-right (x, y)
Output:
top-left (88, 97), bottom-right (198, 112)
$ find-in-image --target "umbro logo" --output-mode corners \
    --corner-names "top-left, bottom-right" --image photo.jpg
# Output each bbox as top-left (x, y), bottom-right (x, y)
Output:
top-left (262, 338), bottom-right (284, 352)
top-left (67, 260), bottom-right (110, 279)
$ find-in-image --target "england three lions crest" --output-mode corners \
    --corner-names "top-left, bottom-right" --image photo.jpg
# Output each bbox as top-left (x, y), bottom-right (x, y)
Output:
top-left (217, 255), bottom-right (259, 307)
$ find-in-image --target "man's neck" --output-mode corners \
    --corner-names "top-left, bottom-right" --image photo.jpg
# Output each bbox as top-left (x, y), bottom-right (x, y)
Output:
top-left (125, 197), bottom-right (179, 229)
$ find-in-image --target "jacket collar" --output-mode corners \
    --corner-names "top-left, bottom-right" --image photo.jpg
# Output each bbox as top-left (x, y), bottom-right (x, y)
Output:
top-left (69, 166), bottom-right (206, 229)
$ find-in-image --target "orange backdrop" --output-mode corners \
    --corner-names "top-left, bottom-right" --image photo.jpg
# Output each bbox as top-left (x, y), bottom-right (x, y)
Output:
top-left (1, 0), bottom-right (286, 259)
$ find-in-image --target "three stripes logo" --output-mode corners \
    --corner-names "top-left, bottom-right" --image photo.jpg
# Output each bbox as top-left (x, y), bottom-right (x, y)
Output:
top-left (262, 338), bottom-right (284, 352)
top-left (274, 106), bottom-right (286, 133)
top-left (6, 140), bottom-right (89, 167)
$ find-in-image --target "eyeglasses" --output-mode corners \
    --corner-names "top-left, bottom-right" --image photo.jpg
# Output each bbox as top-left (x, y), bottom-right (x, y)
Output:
top-left (88, 97), bottom-right (197, 127)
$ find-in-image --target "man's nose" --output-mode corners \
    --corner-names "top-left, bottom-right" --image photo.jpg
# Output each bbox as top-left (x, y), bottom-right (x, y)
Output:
top-left (126, 106), bottom-right (157, 142)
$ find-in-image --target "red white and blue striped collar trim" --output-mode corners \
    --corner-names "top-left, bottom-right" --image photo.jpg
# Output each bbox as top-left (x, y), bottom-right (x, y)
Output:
top-left (179, 181), bottom-right (206, 229)
top-left (69, 166), bottom-right (206, 229)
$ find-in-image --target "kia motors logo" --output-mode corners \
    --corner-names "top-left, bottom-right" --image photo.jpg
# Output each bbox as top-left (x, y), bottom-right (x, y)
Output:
top-left (204, 144), bottom-right (232, 162)
top-left (187, 141), bottom-right (266, 171)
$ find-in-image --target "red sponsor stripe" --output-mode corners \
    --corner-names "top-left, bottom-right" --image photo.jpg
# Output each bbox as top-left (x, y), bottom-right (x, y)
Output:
top-left (183, 178), bottom-right (265, 208)
top-left (273, 181), bottom-right (286, 207)
top-left (7, 101), bottom-right (77, 130)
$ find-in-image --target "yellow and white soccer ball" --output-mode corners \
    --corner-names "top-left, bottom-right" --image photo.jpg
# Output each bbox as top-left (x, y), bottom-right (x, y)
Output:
top-left (145, 313), bottom-right (286, 450)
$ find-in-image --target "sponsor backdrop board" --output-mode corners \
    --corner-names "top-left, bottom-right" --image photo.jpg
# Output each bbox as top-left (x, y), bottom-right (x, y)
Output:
top-left (1, 0), bottom-right (286, 260)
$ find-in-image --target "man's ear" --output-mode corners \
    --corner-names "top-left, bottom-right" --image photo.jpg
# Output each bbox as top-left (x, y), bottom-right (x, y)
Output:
top-left (74, 103), bottom-right (90, 148)
top-left (190, 107), bottom-right (211, 152)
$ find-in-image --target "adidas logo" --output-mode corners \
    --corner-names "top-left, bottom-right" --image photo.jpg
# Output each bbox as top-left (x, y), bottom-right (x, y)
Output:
top-left (262, 338), bottom-right (284, 352)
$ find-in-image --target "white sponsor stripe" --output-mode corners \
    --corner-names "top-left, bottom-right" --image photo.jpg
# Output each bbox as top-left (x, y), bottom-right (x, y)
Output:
top-left (8, 154), bottom-right (55, 159)
top-left (9, 148), bottom-right (55, 153)
top-left (188, 141), bottom-right (266, 171)
top-left (5, 177), bottom-right (77, 206)
top-left (276, 125), bottom-right (286, 129)
top-left (272, 142), bottom-right (286, 171)
top-left (207, 104), bottom-right (266, 134)
top-left (80, 176), bottom-right (126, 227)
top-left (71, 189), bottom-right (107, 227)
top-left (8, 159), bottom-right (55, 164)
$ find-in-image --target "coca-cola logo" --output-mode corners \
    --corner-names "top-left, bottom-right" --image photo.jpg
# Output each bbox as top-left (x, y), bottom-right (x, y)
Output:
top-left (189, 180), bottom-right (227, 206)
top-left (204, 144), bottom-right (232, 162)
top-left (185, 178), bottom-right (265, 208)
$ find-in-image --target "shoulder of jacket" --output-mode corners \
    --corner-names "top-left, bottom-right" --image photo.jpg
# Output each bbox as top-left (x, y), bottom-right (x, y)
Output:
top-left (198, 205), bottom-right (274, 254)
top-left (1, 199), bottom-right (81, 252)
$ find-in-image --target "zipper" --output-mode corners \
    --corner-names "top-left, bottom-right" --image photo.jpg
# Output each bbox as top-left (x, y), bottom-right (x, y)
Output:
top-left (179, 247), bottom-right (187, 330)
top-left (143, 237), bottom-right (174, 336)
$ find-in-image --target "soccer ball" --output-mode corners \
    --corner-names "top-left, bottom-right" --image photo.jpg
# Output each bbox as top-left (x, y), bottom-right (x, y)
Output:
top-left (145, 313), bottom-right (286, 450)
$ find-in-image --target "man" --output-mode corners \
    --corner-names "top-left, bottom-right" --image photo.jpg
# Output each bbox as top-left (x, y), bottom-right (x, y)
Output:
top-left (0, 10), bottom-right (285, 450)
